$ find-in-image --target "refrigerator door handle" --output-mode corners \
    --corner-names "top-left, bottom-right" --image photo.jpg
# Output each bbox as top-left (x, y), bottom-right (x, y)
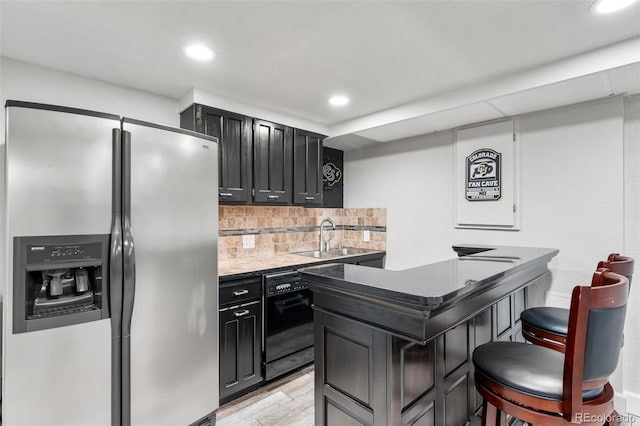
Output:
top-left (110, 128), bottom-right (124, 333)
top-left (121, 129), bottom-right (136, 336)
top-left (121, 129), bottom-right (136, 426)
top-left (110, 129), bottom-right (124, 426)
top-left (122, 215), bottom-right (136, 333)
top-left (110, 214), bottom-right (124, 426)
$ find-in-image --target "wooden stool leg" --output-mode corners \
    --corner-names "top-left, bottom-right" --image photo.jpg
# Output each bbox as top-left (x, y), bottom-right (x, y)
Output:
top-left (482, 399), bottom-right (494, 425)
top-left (604, 410), bottom-right (621, 426)
top-left (481, 398), bottom-right (510, 426)
top-left (497, 411), bottom-right (507, 426)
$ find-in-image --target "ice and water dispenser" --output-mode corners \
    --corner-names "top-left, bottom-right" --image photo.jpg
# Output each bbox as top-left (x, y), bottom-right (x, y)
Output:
top-left (13, 235), bottom-right (110, 333)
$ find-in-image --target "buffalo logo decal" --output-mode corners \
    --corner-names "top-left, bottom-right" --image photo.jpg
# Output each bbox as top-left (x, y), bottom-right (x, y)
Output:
top-left (323, 162), bottom-right (342, 187)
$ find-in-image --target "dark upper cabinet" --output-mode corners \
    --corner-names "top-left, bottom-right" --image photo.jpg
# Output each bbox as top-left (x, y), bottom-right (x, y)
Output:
top-left (252, 119), bottom-right (292, 204)
top-left (180, 105), bottom-right (252, 204)
top-left (182, 104), bottom-right (326, 207)
top-left (292, 129), bottom-right (324, 206)
top-left (322, 147), bottom-right (344, 208)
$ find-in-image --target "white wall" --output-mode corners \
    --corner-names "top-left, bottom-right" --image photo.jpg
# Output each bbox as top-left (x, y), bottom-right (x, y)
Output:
top-left (345, 130), bottom-right (455, 270)
top-left (623, 94), bottom-right (640, 413)
top-left (0, 57), bottom-right (181, 299)
top-left (347, 96), bottom-right (624, 280)
top-left (345, 94), bottom-right (640, 414)
top-left (344, 97), bottom-right (624, 286)
top-left (0, 57), bottom-right (179, 130)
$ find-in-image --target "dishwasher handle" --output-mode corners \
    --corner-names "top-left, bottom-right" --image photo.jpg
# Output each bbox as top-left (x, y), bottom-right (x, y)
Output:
top-left (273, 294), bottom-right (310, 314)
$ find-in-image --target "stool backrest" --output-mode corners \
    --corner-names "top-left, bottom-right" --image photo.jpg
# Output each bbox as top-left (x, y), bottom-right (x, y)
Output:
top-left (598, 253), bottom-right (634, 285)
top-left (563, 268), bottom-right (629, 418)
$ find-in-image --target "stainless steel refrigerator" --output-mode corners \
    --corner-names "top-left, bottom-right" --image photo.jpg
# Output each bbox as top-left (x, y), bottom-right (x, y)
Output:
top-left (2, 101), bottom-right (219, 426)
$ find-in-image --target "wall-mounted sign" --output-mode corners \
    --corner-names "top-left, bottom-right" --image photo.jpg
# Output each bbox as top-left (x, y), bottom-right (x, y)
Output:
top-left (455, 120), bottom-right (519, 229)
top-left (465, 149), bottom-right (501, 201)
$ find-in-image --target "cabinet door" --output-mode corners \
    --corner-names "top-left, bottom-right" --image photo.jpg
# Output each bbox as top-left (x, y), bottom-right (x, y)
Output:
top-left (253, 119), bottom-right (292, 204)
top-left (202, 106), bottom-right (252, 204)
top-left (219, 302), bottom-right (263, 400)
top-left (293, 129), bottom-right (324, 206)
top-left (180, 105), bottom-right (252, 204)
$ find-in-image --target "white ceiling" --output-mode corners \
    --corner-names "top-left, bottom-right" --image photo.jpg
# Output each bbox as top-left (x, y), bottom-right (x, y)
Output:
top-left (349, 61), bottom-right (640, 148)
top-left (1, 0), bottom-right (639, 149)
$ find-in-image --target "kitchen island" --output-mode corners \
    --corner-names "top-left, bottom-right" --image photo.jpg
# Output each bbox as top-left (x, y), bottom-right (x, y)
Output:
top-left (299, 245), bottom-right (558, 426)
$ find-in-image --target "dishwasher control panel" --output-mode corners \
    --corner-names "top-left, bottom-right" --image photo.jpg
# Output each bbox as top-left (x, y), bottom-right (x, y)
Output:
top-left (264, 271), bottom-right (307, 297)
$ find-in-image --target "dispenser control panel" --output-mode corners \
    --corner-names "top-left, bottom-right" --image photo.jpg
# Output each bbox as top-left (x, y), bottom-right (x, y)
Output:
top-left (27, 241), bottom-right (103, 264)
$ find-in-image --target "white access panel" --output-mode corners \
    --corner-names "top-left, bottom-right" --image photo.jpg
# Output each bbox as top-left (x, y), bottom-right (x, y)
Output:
top-left (454, 119), bottom-right (521, 230)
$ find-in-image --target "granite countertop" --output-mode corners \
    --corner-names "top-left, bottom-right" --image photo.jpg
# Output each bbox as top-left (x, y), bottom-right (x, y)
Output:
top-left (299, 245), bottom-right (558, 311)
top-left (219, 248), bottom-right (386, 278)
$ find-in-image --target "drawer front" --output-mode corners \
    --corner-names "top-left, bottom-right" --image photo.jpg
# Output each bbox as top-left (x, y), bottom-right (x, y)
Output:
top-left (220, 277), bottom-right (262, 306)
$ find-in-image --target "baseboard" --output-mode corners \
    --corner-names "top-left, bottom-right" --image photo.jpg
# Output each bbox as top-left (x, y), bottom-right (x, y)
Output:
top-left (545, 291), bottom-right (571, 308)
top-left (626, 390), bottom-right (640, 417)
top-left (615, 392), bottom-right (628, 414)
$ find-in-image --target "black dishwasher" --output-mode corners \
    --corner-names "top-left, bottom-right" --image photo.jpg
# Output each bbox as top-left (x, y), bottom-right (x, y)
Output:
top-left (263, 271), bottom-right (314, 380)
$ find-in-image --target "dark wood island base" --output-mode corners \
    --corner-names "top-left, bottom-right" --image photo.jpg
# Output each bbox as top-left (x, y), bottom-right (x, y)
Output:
top-left (300, 245), bottom-right (558, 426)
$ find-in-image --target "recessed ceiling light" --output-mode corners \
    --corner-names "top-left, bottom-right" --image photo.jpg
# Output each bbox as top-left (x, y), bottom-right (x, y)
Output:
top-left (328, 95), bottom-right (349, 106)
top-left (184, 44), bottom-right (215, 61)
top-left (590, 0), bottom-right (638, 14)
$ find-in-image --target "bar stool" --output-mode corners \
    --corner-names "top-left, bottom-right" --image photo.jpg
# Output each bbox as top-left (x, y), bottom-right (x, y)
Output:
top-left (473, 268), bottom-right (629, 425)
top-left (521, 254), bottom-right (634, 352)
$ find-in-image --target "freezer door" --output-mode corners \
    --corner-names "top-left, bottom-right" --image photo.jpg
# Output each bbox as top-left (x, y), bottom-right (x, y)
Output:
top-left (124, 119), bottom-right (219, 425)
top-left (3, 102), bottom-right (117, 425)
top-left (5, 102), bottom-right (117, 236)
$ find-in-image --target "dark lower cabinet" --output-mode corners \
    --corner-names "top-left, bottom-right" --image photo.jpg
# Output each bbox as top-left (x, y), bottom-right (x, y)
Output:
top-left (253, 119), bottom-right (292, 204)
top-left (219, 302), bottom-right (262, 403)
top-left (313, 286), bottom-right (531, 425)
top-left (293, 129), bottom-right (323, 206)
top-left (218, 252), bottom-right (386, 404)
top-left (219, 278), bottom-right (263, 404)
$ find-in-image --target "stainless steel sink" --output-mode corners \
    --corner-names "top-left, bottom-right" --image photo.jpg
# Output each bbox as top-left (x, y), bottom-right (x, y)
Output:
top-left (328, 247), bottom-right (371, 256)
top-left (294, 247), bottom-right (376, 259)
top-left (294, 250), bottom-right (339, 259)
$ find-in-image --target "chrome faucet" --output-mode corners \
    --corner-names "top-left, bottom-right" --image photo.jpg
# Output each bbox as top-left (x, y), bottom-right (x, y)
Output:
top-left (319, 218), bottom-right (336, 252)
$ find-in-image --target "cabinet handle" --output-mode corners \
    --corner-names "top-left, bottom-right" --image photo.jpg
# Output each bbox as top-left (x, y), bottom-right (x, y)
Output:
top-left (267, 195), bottom-right (280, 199)
top-left (305, 196), bottom-right (314, 201)
top-left (232, 289), bottom-right (249, 296)
top-left (234, 309), bottom-right (250, 317)
top-left (220, 192), bottom-right (233, 197)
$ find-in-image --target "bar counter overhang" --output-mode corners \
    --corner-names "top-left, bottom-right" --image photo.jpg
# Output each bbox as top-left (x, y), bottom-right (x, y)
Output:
top-left (300, 245), bottom-right (558, 426)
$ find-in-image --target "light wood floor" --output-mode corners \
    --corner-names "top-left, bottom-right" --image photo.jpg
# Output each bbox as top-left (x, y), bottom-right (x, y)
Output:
top-left (217, 366), bottom-right (315, 426)
top-left (216, 367), bottom-right (637, 426)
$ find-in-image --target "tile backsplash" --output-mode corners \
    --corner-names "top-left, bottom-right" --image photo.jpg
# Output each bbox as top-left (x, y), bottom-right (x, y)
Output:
top-left (219, 206), bottom-right (386, 260)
